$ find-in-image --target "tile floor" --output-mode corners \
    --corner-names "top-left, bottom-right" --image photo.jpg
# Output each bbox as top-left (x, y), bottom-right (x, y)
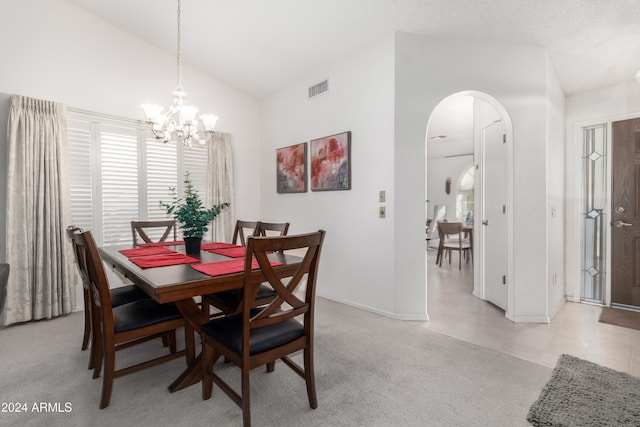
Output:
top-left (423, 248), bottom-right (640, 375)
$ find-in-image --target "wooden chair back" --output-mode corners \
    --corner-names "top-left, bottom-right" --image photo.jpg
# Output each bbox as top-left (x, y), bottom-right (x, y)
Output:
top-left (72, 230), bottom-right (115, 325)
top-left (67, 225), bottom-right (94, 352)
top-left (232, 220), bottom-right (260, 246)
top-left (131, 220), bottom-right (177, 246)
top-left (438, 221), bottom-right (463, 240)
top-left (0, 263), bottom-right (9, 315)
top-left (243, 230), bottom-right (324, 335)
top-left (256, 221), bottom-right (290, 237)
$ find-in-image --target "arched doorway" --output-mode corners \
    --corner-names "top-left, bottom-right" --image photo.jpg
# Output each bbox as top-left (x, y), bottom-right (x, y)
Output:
top-left (425, 91), bottom-right (515, 319)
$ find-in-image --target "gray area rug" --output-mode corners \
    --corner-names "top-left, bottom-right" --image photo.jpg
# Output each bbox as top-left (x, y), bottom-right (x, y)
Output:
top-left (527, 354), bottom-right (640, 426)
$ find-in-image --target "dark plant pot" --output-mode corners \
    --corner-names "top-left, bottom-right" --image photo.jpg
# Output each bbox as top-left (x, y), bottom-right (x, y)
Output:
top-left (184, 237), bottom-right (202, 255)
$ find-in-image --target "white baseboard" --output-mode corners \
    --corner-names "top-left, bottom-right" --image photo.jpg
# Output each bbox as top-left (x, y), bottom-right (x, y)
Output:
top-left (318, 293), bottom-right (429, 321)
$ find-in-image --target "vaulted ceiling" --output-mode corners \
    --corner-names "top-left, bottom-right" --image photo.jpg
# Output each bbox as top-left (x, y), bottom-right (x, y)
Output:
top-left (67, 0), bottom-right (640, 99)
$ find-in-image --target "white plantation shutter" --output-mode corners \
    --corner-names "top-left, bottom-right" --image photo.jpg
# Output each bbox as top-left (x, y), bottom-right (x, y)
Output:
top-left (67, 118), bottom-right (94, 232)
top-left (67, 109), bottom-right (210, 246)
top-left (100, 124), bottom-right (139, 245)
top-left (147, 137), bottom-right (177, 221)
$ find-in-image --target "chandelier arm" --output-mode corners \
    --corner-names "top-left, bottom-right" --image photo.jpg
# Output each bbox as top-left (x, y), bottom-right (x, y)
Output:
top-left (149, 127), bottom-right (166, 140)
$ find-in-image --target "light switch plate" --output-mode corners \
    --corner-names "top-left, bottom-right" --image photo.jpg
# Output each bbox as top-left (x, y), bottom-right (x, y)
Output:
top-left (379, 206), bottom-right (386, 218)
top-left (379, 190), bottom-right (385, 203)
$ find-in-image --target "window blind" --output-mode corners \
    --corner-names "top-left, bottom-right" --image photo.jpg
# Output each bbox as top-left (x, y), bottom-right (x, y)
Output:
top-left (67, 110), bottom-right (209, 246)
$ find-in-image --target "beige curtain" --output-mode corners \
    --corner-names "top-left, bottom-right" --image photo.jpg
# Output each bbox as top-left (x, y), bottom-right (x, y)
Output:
top-left (3, 95), bottom-right (76, 326)
top-left (206, 131), bottom-right (235, 242)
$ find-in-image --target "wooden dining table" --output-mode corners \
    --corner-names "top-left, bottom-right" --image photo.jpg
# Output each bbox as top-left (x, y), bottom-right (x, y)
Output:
top-left (98, 243), bottom-right (302, 393)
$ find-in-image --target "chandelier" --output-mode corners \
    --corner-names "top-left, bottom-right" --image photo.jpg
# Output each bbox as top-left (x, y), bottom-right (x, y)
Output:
top-left (141, 0), bottom-right (218, 146)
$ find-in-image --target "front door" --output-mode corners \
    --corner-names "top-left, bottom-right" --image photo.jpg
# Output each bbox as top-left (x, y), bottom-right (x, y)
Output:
top-left (611, 118), bottom-right (640, 308)
top-left (481, 120), bottom-right (508, 310)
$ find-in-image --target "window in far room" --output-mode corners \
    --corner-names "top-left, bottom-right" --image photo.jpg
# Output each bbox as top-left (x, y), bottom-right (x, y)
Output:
top-left (456, 164), bottom-right (474, 221)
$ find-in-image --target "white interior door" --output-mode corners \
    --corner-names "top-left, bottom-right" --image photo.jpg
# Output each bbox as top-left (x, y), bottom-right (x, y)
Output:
top-left (481, 120), bottom-right (508, 310)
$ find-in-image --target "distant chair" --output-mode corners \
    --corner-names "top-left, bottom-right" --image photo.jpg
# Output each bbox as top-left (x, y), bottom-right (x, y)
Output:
top-left (426, 204), bottom-right (446, 248)
top-left (256, 221), bottom-right (290, 237)
top-left (201, 230), bottom-right (326, 427)
top-left (130, 220), bottom-right (177, 246)
top-left (202, 221), bottom-right (290, 317)
top-left (436, 221), bottom-right (472, 270)
top-left (231, 220), bottom-right (260, 246)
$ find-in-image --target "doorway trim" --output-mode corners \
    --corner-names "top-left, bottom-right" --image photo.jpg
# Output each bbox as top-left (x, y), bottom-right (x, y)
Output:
top-left (568, 112), bottom-right (640, 306)
top-left (425, 90), bottom-right (515, 320)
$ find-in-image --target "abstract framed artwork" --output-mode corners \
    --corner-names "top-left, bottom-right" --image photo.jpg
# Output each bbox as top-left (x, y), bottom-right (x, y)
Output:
top-left (310, 131), bottom-right (351, 191)
top-left (276, 142), bottom-right (307, 193)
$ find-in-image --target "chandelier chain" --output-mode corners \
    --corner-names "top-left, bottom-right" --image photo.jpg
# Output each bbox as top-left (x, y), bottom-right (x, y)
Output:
top-left (176, 0), bottom-right (182, 89)
top-left (141, 0), bottom-right (218, 146)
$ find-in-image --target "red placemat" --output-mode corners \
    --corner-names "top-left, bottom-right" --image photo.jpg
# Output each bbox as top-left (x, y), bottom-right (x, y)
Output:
top-left (120, 246), bottom-right (177, 257)
top-left (208, 246), bottom-right (247, 258)
top-left (129, 253), bottom-right (200, 269)
top-left (201, 242), bottom-right (242, 251)
top-left (139, 241), bottom-right (185, 247)
top-left (191, 258), bottom-right (283, 277)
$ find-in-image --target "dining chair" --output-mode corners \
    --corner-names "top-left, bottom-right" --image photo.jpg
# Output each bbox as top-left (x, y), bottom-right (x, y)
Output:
top-left (426, 204), bottom-right (446, 248)
top-left (130, 220), bottom-right (177, 246)
top-left (201, 220), bottom-right (260, 316)
top-left (71, 229), bottom-right (186, 409)
top-left (202, 221), bottom-right (290, 317)
top-left (437, 221), bottom-right (472, 270)
top-left (0, 263), bottom-right (9, 317)
top-left (201, 230), bottom-right (326, 427)
top-left (231, 220), bottom-right (260, 246)
top-left (256, 221), bottom-right (290, 237)
top-left (66, 226), bottom-right (148, 360)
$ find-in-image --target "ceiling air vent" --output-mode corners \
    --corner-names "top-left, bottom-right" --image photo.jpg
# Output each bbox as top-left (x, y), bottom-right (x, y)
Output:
top-left (308, 79), bottom-right (329, 99)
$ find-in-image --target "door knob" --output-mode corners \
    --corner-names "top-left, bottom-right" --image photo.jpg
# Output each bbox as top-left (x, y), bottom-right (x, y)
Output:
top-left (616, 220), bottom-right (633, 228)
top-left (482, 220), bottom-right (489, 226)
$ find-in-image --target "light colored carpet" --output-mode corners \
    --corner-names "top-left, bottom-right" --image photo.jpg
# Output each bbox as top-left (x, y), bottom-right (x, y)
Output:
top-left (0, 297), bottom-right (551, 426)
top-left (527, 354), bottom-right (640, 427)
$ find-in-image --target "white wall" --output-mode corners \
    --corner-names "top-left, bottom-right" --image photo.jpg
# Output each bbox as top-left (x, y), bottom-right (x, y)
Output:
top-left (0, 0), bottom-right (262, 310)
top-left (0, 2), bottom-right (569, 321)
top-left (564, 81), bottom-right (640, 301)
top-left (0, 0), bottom-right (262, 220)
top-left (262, 31), bottom-right (564, 321)
top-left (394, 32), bottom-right (556, 321)
top-left (260, 34), bottom-right (397, 316)
top-left (546, 57), bottom-right (567, 318)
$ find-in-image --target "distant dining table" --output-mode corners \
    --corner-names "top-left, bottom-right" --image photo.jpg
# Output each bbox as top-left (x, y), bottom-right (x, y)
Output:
top-left (99, 241), bottom-right (302, 393)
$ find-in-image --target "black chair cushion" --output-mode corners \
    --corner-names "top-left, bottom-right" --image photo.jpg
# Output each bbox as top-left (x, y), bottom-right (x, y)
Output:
top-left (111, 285), bottom-right (149, 307)
top-left (113, 299), bottom-right (182, 333)
top-left (208, 284), bottom-right (277, 308)
top-left (202, 312), bottom-right (304, 355)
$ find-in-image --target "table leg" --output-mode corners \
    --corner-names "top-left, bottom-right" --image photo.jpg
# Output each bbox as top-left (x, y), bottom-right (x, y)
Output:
top-left (169, 298), bottom-right (209, 393)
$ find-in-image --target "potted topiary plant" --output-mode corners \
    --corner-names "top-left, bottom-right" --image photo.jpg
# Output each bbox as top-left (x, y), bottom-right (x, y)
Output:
top-left (161, 172), bottom-right (230, 254)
